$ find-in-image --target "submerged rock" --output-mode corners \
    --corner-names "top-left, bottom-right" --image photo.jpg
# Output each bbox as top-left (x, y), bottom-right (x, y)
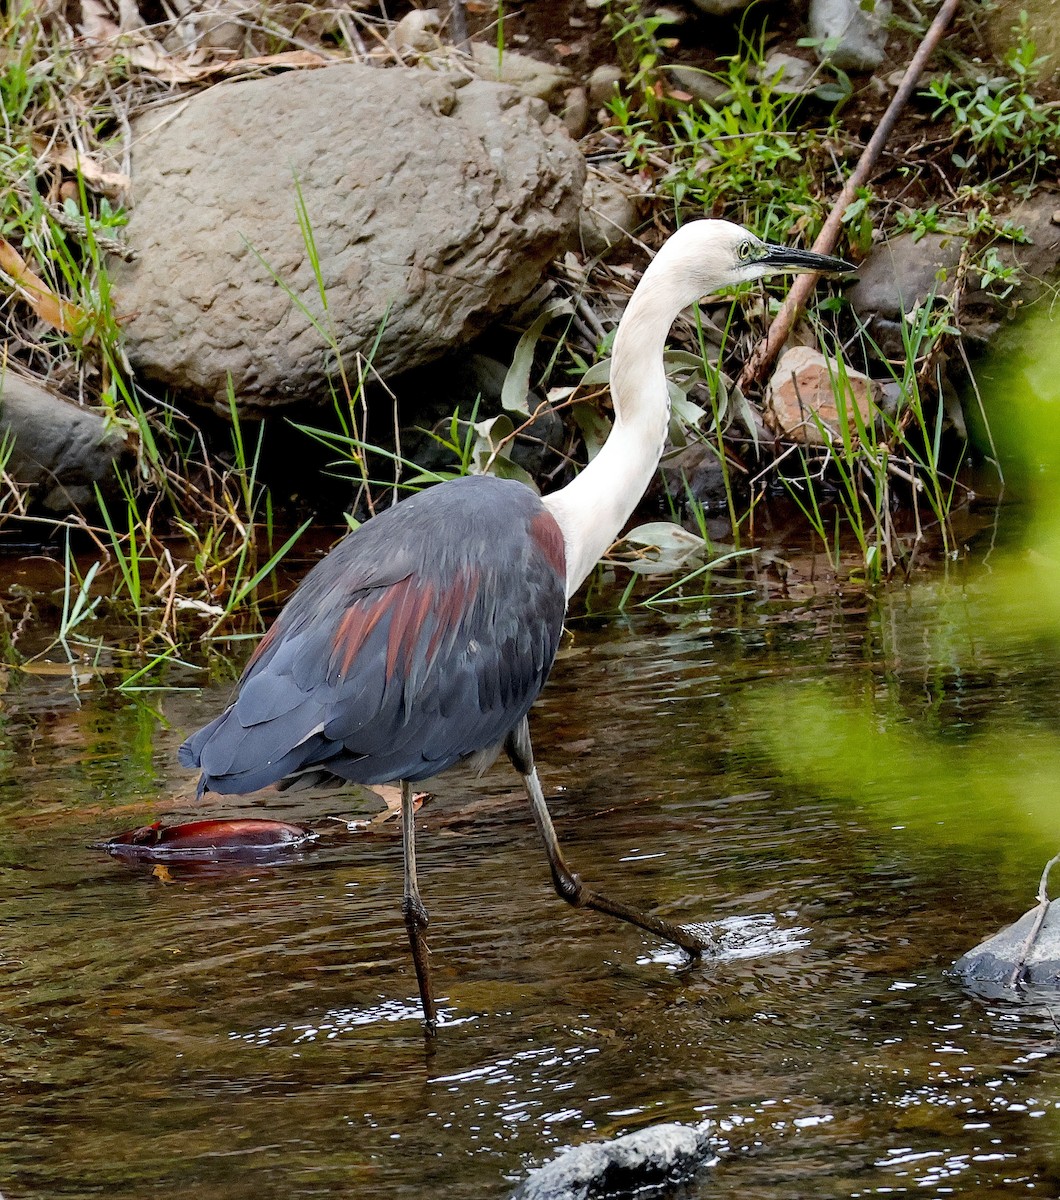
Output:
top-left (111, 63), bottom-right (584, 415)
top-left (509, 1122), bottom-right (716, 1200)
top-left (954, 858), bottom-right (1060, 999)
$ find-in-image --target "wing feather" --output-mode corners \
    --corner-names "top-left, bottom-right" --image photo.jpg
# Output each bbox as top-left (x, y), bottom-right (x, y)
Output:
top-left (180, 476), bottom-right (567, 793)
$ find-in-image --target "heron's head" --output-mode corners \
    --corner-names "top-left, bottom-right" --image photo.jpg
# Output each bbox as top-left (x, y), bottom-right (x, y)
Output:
top-left (649, 219), bottom-right (855, 307)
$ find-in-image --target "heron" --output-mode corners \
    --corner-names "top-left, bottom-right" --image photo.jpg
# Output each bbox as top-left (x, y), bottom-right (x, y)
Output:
top-left (180, 220), bottom-right (853, 1028)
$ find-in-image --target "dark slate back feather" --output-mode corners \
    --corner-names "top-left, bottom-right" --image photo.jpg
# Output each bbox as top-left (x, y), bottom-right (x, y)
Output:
top-left (179, 475), bottom-right (567, 795)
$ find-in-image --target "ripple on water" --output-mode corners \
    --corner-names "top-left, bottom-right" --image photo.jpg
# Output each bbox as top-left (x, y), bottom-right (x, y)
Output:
top-left (1, 573), bottom-right (1060, 1196)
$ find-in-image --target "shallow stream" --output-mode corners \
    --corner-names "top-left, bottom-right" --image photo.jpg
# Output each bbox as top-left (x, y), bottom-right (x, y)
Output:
top-left (2, 312), bottom-right (1060, 1197)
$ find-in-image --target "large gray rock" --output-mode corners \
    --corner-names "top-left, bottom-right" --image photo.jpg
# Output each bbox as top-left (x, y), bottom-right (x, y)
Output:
top-left (111, 64), bottom-right (585, 415)
top-left (0, 371), bottom-right (130, 512)
top-left (510, 1123), bottom-right (716, 1200)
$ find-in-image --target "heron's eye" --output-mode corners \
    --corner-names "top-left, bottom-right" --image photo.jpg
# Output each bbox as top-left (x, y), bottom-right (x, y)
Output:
top-left (737, 240), bottom-right (756, 262)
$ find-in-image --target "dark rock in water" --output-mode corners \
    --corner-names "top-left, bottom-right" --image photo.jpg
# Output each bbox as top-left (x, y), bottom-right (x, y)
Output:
top-left (395, 352), bottom-right (564, 479)
top-left (653, 442), bottom-right (732, 513)
top-left (509, 1122), bottom-right (716, 1200)
top-left (954, 896), bottom-right (1060, 999)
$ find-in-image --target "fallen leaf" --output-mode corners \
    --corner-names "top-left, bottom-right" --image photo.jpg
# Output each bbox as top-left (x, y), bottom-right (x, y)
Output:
top-left (98, 818), bottom-right (316, 862)
top-left (0, 237), bottom-right (88, 334)
top-left (366, 783), bottom-right (403, 815)
top-left (363, 784), bottom-right (431, 823)
top-left (15, 658), bottom-right (100, 683)
top-left (125, 44), bottom-right (331, 84)
top-left (79, 0), bottom-right (120, 40)
top-left (32, 137), bottom-right (131, 196)
top-left (125, 42), bottom-right (201, 83)
top-left (151, 864), bottom-right (175, 884)
top-left (227, 49), bottom-right (331, 73)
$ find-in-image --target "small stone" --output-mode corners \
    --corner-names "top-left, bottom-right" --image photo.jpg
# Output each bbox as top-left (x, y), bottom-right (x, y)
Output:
top-left (561, 86), bottom-right (589, 139)
top-left (469, 43), bottom-right (570, 105)
top-left (666, 64), bottom-right (729, 105)
top-left (764, 346), bottom-right (878, 446)
top-left (0, 371), bottom-right (130, 512)
top-left (388, 8), bottom-right (442, 53)
top-left (652, 5), bottom-right (689, 25)
top-left (757, 50), bottom-right (815, 95)
top-left (687, 0), bottom-right (759, 14)
top-left (580, 169), bottom-right (640, 258)
top-left (808, 0), bottom-right (891, 73)
top-left (161, 0), bottom-right (248, 54)
top-left (587, 63), bottom-right (623, 108)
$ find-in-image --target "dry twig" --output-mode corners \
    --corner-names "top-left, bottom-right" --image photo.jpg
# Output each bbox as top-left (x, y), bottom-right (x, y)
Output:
top-left (738, 0), bottom-right (963, 393)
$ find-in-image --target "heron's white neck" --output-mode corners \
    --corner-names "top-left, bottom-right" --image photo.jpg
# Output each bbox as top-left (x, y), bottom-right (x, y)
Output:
top-left (543, 248), bottom-right (707, 598)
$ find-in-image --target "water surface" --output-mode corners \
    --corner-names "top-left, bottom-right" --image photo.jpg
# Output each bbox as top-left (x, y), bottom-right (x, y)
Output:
top-left (2, 536), bottom-right (1059, 1197)
top-left (4, 305), bottom-right (1060, 1196)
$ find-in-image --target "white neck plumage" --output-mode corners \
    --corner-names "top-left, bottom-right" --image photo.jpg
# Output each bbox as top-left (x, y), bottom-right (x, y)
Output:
top-left (542, 235), bottom-right (711, 599)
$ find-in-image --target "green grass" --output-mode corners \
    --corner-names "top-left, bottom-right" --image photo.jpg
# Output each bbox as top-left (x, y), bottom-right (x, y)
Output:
top-left (607, 13), bottom-right (837, 243)
top-left (0, 0), bottom-right (1054, 667)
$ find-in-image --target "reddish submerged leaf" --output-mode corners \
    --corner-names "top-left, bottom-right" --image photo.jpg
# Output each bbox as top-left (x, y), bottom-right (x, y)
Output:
top-left (95, 818), bottom-right (316, 863)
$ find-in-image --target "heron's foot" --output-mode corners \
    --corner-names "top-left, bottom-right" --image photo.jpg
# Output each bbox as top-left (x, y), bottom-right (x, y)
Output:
top-left (674, 922), bottom-right (720, 957)
top-left (553, 869), bottom-right (585, 907)
top-left (402, 894), bottom-right (430, 930)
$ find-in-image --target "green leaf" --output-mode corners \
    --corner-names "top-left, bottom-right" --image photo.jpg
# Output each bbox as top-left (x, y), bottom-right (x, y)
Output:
top-left (501, 298), bottom-right (574, 416)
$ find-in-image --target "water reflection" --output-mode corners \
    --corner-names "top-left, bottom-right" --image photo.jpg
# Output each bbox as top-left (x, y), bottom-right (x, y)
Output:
top-left (2, 315), bottom-right (1060, 1195)
top-left (1, 571), bottom-right (1059, 1197)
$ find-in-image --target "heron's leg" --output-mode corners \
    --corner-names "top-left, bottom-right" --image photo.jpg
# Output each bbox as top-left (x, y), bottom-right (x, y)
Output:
top-left (505, 719), bottom-right (711, 957)
top-left (401, 778), bottom-right (438, 1030)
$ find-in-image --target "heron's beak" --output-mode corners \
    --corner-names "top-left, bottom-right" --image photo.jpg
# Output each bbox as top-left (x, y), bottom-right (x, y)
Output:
top-left (761, 244), bottom-right (856, 275)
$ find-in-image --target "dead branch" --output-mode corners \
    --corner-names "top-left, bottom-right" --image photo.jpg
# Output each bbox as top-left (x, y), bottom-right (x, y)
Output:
top-left (738, 0), bottom-right (962, 394)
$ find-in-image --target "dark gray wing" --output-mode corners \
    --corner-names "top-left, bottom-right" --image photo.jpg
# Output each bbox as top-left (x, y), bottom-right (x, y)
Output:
top-left (179, 476), bottom-right (567, 795)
